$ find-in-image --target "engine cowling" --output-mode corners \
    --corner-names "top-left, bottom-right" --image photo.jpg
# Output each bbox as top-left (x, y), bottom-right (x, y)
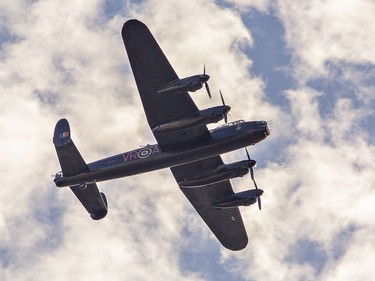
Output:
top-left (157, 74), bottom-right (209, 94)
top-left (152, 105), bottom-right (230, 133)
top-left (179, 160), bottom-right (255, 188)
top-left (212, 189), bottom-right (263, 209)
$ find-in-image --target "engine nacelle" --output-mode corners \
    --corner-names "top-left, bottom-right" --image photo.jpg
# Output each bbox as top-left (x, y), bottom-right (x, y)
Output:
top-left (152, 105), bottom-right (230, 133)
top-left (157, 74), bottom-right (209, 94)
top-left (212, 189), bottom-right (263, 209)
top-left (178, 160), bottom-right (256, 188)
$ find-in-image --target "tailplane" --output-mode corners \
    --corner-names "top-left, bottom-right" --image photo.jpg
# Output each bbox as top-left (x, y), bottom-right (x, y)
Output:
top-left (53, 119), bottom-right (108, 220)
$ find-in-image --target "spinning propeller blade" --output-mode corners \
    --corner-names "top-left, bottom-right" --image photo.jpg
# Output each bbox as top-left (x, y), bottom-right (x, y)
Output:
top-left (220, 90), bottom-right (229, 123)
top-left (205, 83), bottom-right (211, 99)
top-left (258, 195), bottom-right (262, 210)
top-left (203, 65), bottom-right (211, 98)
top-left (220, 89), bottom-right (225, 105)
top-left (245, 148), bottom-right (262, 210)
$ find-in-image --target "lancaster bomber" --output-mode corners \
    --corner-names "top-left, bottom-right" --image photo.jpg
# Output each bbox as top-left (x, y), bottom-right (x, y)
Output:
top-left (53, 19), bottom-right (271, 251)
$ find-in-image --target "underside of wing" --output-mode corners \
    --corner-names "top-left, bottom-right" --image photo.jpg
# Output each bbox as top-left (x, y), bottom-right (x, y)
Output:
top-left (171, 156), bottom-right (248, 251)
top-left (122, 19), bottom-right (211, 151)
top-left (70, 184), bottom-right (108, 220)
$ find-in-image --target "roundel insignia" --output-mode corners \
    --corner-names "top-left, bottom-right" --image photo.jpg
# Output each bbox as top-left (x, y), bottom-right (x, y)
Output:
top-left (137, 147), bottom-right (152, 159)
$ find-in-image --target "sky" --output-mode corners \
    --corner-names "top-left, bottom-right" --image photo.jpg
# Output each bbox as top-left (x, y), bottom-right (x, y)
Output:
top-left (0, 0), bottom-right (374, 280)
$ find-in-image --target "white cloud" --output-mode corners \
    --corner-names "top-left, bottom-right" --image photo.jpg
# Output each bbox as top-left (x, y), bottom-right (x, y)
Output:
top-left (223, 0), bottom-right (271, 13)
top-left (226, 106), bottom-right (375, 280)
top-left (275, 0), bottom-right (375, 82)
top-left (1, 0), bottom-right (374, 280)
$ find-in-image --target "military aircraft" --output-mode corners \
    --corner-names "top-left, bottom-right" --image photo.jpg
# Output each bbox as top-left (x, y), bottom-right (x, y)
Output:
top-left (53, 19), bottom-right (271, 251)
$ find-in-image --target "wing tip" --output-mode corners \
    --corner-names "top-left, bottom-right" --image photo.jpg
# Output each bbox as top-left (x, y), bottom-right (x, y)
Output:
top-left (124, 18), bottom-right (142, 25)
top-left (222, 236), bottom-right (248, 251)
top-left (122, 19), bottom-right (148, 37)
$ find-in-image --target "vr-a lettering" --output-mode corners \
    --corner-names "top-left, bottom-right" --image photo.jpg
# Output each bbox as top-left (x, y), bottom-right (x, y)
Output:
top-left (122, 145), bottom-right (160, 162)
top-left (122, 150), bottom-right (139, 162)
top-left (152, 145), bottom-right (160, 154)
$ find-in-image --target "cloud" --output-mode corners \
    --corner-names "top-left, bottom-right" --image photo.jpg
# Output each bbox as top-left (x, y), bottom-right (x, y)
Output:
top-left (223, 0), bottom-right (271, 12)
top-left (1, 0), bottom-right (374, 280)
top-left (275, 0), bottom-right (375, 82)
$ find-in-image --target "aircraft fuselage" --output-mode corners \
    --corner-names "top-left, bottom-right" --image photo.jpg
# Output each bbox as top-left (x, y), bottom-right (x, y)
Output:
top-left (54, 120), bottom-right (270, 188)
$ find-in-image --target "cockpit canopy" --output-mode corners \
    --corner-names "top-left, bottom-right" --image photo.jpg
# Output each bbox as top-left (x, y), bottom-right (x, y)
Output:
top-left (210, 120), bottom-right (245, 132)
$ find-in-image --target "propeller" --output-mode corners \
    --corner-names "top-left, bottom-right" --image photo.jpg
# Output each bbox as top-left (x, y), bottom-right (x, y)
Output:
top-left (245, 148), bottom-right (262, 210)
top-left (219, 90), bottom-right (230, 123)
top-left (203, 65), bottom-right (211, 98)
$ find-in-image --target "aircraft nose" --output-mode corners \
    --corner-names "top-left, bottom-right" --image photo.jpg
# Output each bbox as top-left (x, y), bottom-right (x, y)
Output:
top-left (265, 123), bottom-right (271, 136)
top-left (258, 189), bottom-right (264, 196)
top-left (259, 121), bottom-right (271, 137)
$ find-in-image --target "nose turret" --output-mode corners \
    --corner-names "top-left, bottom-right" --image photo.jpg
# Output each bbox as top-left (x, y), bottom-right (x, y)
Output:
top-left (249, 121), bottom-right (271, 144)
top-left (265, 123), bottom-right (271, 136)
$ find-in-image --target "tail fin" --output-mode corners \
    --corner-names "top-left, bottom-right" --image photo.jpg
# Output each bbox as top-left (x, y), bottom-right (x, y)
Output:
top-left (53, 119), bottom-right (108, 220)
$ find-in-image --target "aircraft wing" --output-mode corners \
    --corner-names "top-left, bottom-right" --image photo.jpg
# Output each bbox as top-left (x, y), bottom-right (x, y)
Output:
top-left (171, 156), bottom-right (248, 251)
top-left (122, 19), bottom-right (211, 151)
top-left (122, 20), bottom-right (247, 250)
